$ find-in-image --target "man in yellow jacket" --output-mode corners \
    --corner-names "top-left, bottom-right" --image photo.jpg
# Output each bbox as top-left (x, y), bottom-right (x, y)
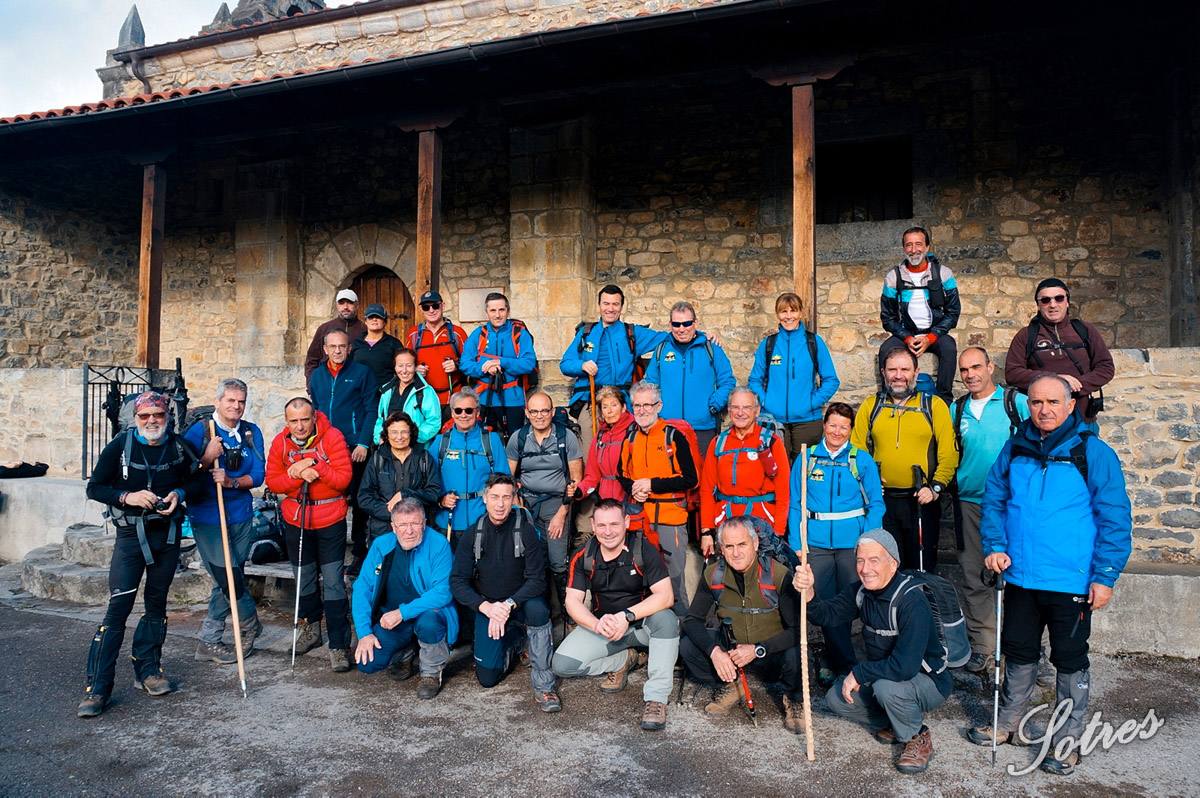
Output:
top-left (851, 348), bottom-right (958, 571)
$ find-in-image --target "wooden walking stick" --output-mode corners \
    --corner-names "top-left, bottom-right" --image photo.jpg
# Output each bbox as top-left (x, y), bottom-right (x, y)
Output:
top-left (210, 420), bottom-right (249, 699)
top-left (588, 373), bottom-right (598, 441)
top-left (798, 443), bottom-right (815, 760)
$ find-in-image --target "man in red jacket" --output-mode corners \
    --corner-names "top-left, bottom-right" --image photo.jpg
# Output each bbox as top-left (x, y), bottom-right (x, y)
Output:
top-left (406, 291), bottom-right (468, 421)
top-left (266, 397), bottom-right (355, 672)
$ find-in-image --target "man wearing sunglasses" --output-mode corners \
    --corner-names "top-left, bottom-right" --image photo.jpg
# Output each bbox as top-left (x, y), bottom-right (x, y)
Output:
top-left (1005, 278), bottom-right (1114, 431)
top-left (431, 389), bottom-right (511, 545)
top-left (406, 291), bottom-right (467, 422)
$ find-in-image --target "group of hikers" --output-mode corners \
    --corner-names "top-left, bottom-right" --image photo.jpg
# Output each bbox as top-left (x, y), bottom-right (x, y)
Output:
top-left (78, 226), bottom-right (1132, 778)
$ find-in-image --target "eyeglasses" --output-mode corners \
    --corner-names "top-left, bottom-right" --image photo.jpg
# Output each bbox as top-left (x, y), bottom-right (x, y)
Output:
top-left (392, 522), bottom-right (423, 531)
top-left (670, 320), bottom-right (695, 328)
top-left (1038, 294), bottom-right (1068, 305)
top-left (527, 409), bottom-right (552, 415)
top-left (632, 402), bottom-right (661, 411)
top-left (420, 303), bottom-right (442, 311)
top-left (136, 412), bottom-right (166, 420)
top-left (452, 406), bottom-right (477, 415)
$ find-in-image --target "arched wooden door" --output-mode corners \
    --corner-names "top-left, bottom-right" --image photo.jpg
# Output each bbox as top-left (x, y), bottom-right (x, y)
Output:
top-left (350, 265), bottom-right (415, 342)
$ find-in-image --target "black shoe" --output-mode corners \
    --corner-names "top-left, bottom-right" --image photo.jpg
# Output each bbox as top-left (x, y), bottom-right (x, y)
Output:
top-left (77, 693), bottom-right (108, 718)
top-left (964, 652), bottom-right (988, 673)
top-left (388, 654), bottom-right (416, 682)
top-left (347, 555), bottom-right (365, 579)
top-left (1040, 751), bottom-right (1078, 776)
top-left (417, 675), bottom-right (442, 700)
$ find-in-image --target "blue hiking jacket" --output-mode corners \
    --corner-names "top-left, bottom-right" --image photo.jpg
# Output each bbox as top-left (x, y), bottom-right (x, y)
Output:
top-left (788, 442), bottom-right (884, 552)
top-left (182, 419), bottom-right (266, 526)
top-left (351, 529), bottom-right (458, 644)
top-left (559, 319), bottom-right (668, 405)
top-left (461, 320), bottom-right (538, 413)
top-left (748, 324), bottom-right (840, 423)
top-left (429, 425), bottom-right (510, 531)
top-left (643, 333), bottom-right (735, 432)
top-left (308, 360), bottom-right (377, 450)
top-left (980, 416), bottom-right (1132, 594)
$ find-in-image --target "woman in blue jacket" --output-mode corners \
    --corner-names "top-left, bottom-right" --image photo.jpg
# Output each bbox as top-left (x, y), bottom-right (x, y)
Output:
top-left (789, 402), bottom-right (884, 686)
top-left (374, 348), bottom-right (441, 445)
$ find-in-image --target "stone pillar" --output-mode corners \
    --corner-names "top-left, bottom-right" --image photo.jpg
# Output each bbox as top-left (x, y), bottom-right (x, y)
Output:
top-left (233, 160), bottom-right (304, 367)
top-left (509, 118), bottom-right (595, 375)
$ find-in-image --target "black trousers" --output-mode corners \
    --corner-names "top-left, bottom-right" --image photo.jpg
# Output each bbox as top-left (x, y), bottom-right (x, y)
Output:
top-left (284, 520), bottom-right (350, 649)
top-left (86, 525), bottom-right (180, 696)
top-left (882, 490), bottom-right (941, 572)
top-left (481, 404), bottom-right (525, 442)
top-left (680, 635), bottom-right (802, 699)
top-left (878, 334), bottom-right (957, 402)
top-left (1001, 583), bottom-right (1091, 673)
top-left (348, 458), bottom-right (368, 558)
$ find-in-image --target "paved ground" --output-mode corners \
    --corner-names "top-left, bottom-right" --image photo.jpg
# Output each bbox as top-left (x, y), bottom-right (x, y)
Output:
top-left (1, 581), bottom-right (1197, 798)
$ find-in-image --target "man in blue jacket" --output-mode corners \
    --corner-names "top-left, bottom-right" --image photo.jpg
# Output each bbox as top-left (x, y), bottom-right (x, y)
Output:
top-left (461, 292), bottom-right (538, 439)
top-left (748, 292), bottom-right (840, 458)
top-left (351, 498), bottom-right (457, 699)
top-left (644, 301), bottom-right (735, 456)
top-left (431, 388), bottom-right (511, 542)
top-left (308, 329), bottom-right (378, 570)
top-left (969, 375), bottom-right (1132, 776)
top-left (183, 378), bottom-right (266, 665)
top-left (559, 284), bottom-right (670, 447)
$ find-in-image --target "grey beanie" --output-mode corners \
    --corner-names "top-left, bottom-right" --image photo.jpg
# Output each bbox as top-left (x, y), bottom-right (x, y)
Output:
top-left (858, 528), bottom-right (900, 564)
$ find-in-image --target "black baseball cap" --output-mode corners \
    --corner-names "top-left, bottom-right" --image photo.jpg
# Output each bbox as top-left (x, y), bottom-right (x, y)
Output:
top-left (365, 303), bottom-right (387, 319)
top-left (419, 291), bottom-right (443, 305)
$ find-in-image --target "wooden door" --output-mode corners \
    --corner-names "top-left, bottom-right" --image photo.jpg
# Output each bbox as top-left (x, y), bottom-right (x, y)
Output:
top-left (350, 265), bottom-right (415, 342)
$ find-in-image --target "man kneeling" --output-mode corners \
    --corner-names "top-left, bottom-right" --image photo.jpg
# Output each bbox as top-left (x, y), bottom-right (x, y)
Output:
top-left (681, 517), bottom-right (804, 733)
top-left (450, 475), bottom-right (560, 713)
top-left (351, 499), bottom-right (456, 699)
top-left (552, 499), bottom-right (678, 731)
top-left (793, 529), bottom-right (952, 775)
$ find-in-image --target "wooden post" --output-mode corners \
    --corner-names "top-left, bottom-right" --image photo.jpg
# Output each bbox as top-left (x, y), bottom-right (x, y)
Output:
top-left (415, 129), bottom-right (443, 298)
top-left (136, 163), bottom-right (166, 369)
top-left (792, 84), bottom-right (817, 331)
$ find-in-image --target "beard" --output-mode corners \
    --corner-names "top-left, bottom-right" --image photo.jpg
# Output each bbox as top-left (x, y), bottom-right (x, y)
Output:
top-left (906, 253), bottom-right (925, 266)
top-left (888, 381), bottom-right (915, 401)
top-left (141, 425), bottom-right (165, 443)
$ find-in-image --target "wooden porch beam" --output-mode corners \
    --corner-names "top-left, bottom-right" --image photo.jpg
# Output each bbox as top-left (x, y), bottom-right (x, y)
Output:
top-left (792, 84), bottom-right (816, 331)
top-left (136, 163), bottom-right (166, 369)
top-left (415, 129), bottom-right (443, 298)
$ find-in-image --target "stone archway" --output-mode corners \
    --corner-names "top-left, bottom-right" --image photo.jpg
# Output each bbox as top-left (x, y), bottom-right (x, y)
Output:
top-left (305, 224), bottom-right (415, 333)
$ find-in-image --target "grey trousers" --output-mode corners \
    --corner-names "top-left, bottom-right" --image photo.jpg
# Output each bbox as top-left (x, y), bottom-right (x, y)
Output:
top-left (552, 609), bottom-right (680, 703)
top-left (650, 523), bottom-right (690, 617)
top-left (958, 500), bottom-right (996, 656)
top-left (825, 673), bottom-right (947, 743)
top-left (192, 518), bottom-right (259, 645)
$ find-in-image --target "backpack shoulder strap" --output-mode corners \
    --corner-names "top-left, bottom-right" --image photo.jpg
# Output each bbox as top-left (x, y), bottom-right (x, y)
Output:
top-left (920, 392), bottom-right (934, 429)
top-left (865, 391), bottom-right (888, 455)
top-left (762, 332), bottom-right (778, 390)
top-left (846, 446), bottom-right (869, 506)
top-left (705, 339), bottom-right (715, 363)
top-left (952, 394), bottom-right (968, 450)
top-left (472, 516), bottom-right (486, 563)
top-left (1070, 318), bottom-right (1094, 360)
top-left (554, 423), bottom-right (570, 478)
top-left (654, 340), bottom-right (666, 362)
top-left (1025, 317), bottom-right (1044, 367)
top-left (447, 322), bottom-right (462, 358)
top-left (1071, 431), bottom-right (1091, 484)
top-left (1002, 387), bottom-right (1022, 433)
top-left (805, 329), bottom-right (822, 389)
top-left (513, 425), bottom-right (530, 479)
top-left (438, 432), bottom-right (451, 462)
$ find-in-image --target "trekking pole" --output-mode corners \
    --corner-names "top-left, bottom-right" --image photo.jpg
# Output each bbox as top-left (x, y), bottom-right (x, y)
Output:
top-left (798, 443), bottom-right (815, 761)
top-left (290, 481), bottom-right (310, 671)
top-left (720, 618), bottom-right (757, 726)
top-left (912, 465), bottom-right (926, 573)
top-left (210, 420), bottom-right (249, 699)
top-left (986, 568), bottom-right (1006, 766)
top-left (588, 373), bottom-right (598, 442)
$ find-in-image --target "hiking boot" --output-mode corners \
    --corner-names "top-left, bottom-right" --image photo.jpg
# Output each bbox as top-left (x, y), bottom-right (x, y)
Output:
top-left (966, 725), bottom-right (1032, 747)
top-left (781, 696), bottom-right (804, 735)
top-left (294, 621), bottom-right (322, 655)
top-left (965, 652), bottom-right (988, 673)
top-left (133, 672), bottom-right (173, 697)
top-left (1037, 650), bottom-right (1055, 687)
top-left (239, 617), bottom-right (264, 655)
top-left (329, 648), bottom-right (352, 673)
top-left (1039, 751), bottom-right (1079, 776)
top-left (704, 684), bottom-right (741, 715)
top-left (873, 727), bottom-right (900, 745)
top-left (416, 675), bottom-right (442, 700)
top-left (600, 648), bottom-right (640, 694)
top-left (817, 666), bottom-right (836, 690)
top-left (896, 726), bottom-right (934, 774)
top-left (194, 640), bottom-right (238, 665)
top-left (77, 693), bottom-right (108, 719)
top-left (534, 690), bottom-right (562, 713)
top-left (640, 700), bottom-right (667, 731)
top-left (388, 653), bottom-right (416, 682)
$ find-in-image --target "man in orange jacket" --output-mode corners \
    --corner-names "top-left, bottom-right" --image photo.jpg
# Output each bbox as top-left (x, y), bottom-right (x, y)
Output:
top-left (265, 397), bottom-right (355, 672)
top-left (699, 387), bottom-right (790, 557)
top-left (618, 381), bottom-right (698, 617)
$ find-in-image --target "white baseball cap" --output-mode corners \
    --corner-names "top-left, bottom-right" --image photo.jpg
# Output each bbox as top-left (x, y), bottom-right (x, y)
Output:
top-left (335, 289), bottom-right (358, 303)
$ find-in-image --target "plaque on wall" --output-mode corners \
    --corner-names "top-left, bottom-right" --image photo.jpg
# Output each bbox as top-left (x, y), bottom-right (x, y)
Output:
top-left (457, 287), bottom-right (503, 323)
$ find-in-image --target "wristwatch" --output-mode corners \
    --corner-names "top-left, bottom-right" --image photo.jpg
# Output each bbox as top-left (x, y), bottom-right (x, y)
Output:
top-left (931, 483), bottom-right (943, 495)
top-left (504, 598), bottom-right (517, 610)
top-left (754, 644), bottom-right (767, 659)
top-left (623, 609), bottom-right (637, 623)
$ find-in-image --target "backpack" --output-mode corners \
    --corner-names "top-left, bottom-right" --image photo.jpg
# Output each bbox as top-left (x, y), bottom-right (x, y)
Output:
top-left (626, 419), bottom-right (703, 512)
top-left (477, 319), bottom-right (539, 392)
top-left (742, 514), bottom-right (801, 568)
top-left (471, 508), bottom-right (535, 564)
top-left (575, 320), bottom-right (646, 387)
top-left (713, 419), bottom-right (782, 481)
top-left (865, 390), bottom-right (936, 459)
top-left (117, 391), bottom-right (177, 436)
top-left (708, 551), bottom-right (785, 610)
top-left (1008, 430), bottom-right (1091, 484)
top-left (805, 445), bottom-right (870, 508)
top-left (248, 493), bottom-right (286, 565)
top-left (513, 407), bottom-right (580, 483)
top-left (579, 530), bottom-right (649, 611)
top-left (856, 569), bottom-right (970, 672)
top-left (952, 387), bottom-right (1023, 452)
top-left (412, 320), bottom-right (462, 361)
top-left (893, 258), bottom-right (947, 313)
top-left (183, 404), bottom-right (264, 468)
top-left (436, 426), bottom-right (496, 472)
top-left (1023, 317), bottom-right (1105, 414)
top-left (761, 329), bottom-right (821, 392)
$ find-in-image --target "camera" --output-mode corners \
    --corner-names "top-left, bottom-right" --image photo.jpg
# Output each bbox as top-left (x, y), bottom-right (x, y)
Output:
top-left (153, 498), bottom-right (171, 512)
top-left (223, 444), bottom-right (244, 471)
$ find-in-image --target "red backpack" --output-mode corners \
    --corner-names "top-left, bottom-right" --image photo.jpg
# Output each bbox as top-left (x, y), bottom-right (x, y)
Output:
top-left (476, 319), bottom-right (540, 392)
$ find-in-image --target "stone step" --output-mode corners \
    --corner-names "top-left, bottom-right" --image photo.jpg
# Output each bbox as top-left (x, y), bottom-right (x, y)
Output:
top-left (20, 544), bottom-right (214, 605)
top-left (61, 523), bottom-right (113, 567)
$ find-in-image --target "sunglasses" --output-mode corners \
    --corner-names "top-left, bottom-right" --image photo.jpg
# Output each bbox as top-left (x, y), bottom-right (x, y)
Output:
top-left (452, 406), bottom-right (477, 415)
top-left (1038, 294), bottom-right (1068, 305)
top-left (420, 303), bottom-right (442, 311)
top-left (670, 319), bottom-right (695, 328)
top-left (136, 411), bottom-right (166, 420)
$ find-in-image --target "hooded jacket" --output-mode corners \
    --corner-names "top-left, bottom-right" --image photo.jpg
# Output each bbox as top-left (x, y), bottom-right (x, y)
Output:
top-left (576, 410), bottom-right (635, 501)
top-left (373, 373), bottom-right (441, 445)
top-left (265, 411), bottom-right (353, 529)
top-left (747, 324), bottom-right (840, 424)
top-left (351, 529), bottom-right (458, 644)
top-left (644, 332), bottom-right (736, 432)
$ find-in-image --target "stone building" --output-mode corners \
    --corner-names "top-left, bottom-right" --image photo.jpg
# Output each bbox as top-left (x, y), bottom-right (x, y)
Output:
top-left (0, 0), bottom-right (1198, 565)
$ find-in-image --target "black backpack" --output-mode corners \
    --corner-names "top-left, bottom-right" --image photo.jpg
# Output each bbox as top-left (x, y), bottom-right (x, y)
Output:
top-left (1023, 316), bottom-right (1105, 414)
top-left (952, 387), bottom-right (1023, 451)
top-left (761, 329), bottom-right (821, 391)
top-left (575, 320), bottom-right (646, 386)
top-left (893, 256), bottom-right (948, 312)
top-left (471, 508), bottom-right (535, 564)
top-left (856, 569), bottom-right (970, 672)
top-left (512, 407), bottom-right (580, 483)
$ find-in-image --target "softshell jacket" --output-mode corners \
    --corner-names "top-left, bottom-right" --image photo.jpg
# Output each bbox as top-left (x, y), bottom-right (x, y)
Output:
top-left (644, 333), bottom-right (736, 432)
top-left (576, 410), bottom-right (635, 501)
top-left (748, 324), bottom-right (840, 424)
top-left (406, 321), bottom-right (468, 406)
top-left (461, 320), bottom-right (538, 413)
top-left (357, 445), bottom-right (444, 539)
top-left (374, 374), bottom-right (441, 445)
top-left (351, 529), bottom-right (458, 644)
top-left (788, 441), bottom-right (884, 552)
top-left (880, 254), bottom-right (961, 338)
top-left (182, 418), bottom-right (266, 526)
top-left (617, 418), bottom-right (698, 527)
top-left (307, 359), bottom-right (377, 450)
top-left (265, 411), bottom-right (353, 529)
top-left (980, 415), bottom-right (1132, 594)
top-left (700, 423), bottom-right (790, 534)
top-left (350, 333), bottom-right (405, 388)
top-left (430, 425), bottom-right (510, 531)
top-left (850, 392), bottom-right (959, 490)
top-left (559, 319), bottom-right (668, 406)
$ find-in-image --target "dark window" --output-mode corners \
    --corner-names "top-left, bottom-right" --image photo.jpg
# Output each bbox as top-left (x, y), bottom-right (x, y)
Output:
top-left (816, 137), bottom-right (912, 224)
